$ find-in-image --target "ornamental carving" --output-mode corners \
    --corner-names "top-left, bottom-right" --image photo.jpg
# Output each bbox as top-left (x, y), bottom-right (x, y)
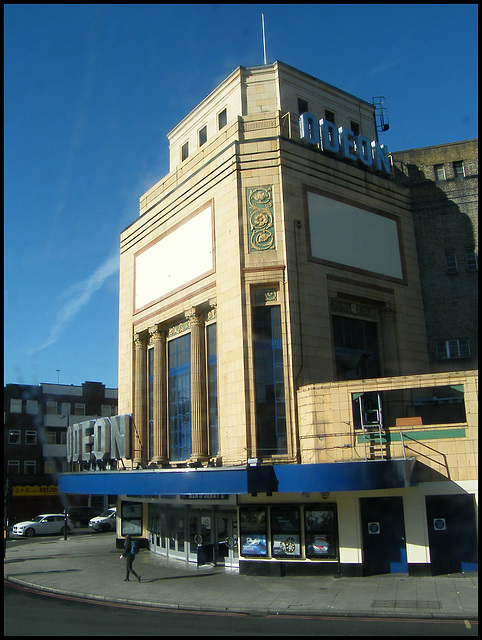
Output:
top-left (133, 333), bottom-right (147, 350)
top-left (330, 299), bottom-right (377, 320)
top-left (253, 288), bottom-right (278, 303)
top-left (168, 321), bottom-right (190, 338)
top-left (248, 186), bottom-right (275, 252)
top-left (148, 325), bottom-right (163, 344)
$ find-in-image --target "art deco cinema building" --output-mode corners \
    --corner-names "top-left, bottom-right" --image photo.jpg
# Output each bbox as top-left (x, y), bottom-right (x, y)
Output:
top-left (60, 62), bottom-right (478, 576)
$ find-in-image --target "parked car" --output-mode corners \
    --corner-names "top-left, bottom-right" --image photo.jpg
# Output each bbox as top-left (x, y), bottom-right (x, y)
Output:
top-left (67, 506), bottom-right (102, 527)
top-left (12, 514), bottom-right (74, 537)
top-left (88, 507), bottom-right (116, 532)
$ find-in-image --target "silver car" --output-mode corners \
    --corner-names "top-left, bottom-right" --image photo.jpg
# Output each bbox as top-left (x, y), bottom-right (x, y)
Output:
top-left (88, 507), bottom-right (116, 532)
top-left (12, 514), bottom-right (74, 537)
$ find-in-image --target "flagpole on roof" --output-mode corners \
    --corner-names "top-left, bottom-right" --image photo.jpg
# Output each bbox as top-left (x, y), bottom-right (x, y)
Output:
top-left (262, 13), bottom-right (267, 65)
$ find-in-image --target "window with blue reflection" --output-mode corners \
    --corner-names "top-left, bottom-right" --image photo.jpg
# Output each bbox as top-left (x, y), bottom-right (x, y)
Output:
top-left (148, 347), bottom-right (154, 460)
top-left (206, 323), bottom-right (218, 457)
top-left (253, 305), bottom-right (287, 455)
top-left (168, 334), bottom-right (191, 461)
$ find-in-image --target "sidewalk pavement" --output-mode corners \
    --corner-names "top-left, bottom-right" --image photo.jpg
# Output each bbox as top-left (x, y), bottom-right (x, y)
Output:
top-left (4, 531), bottom-right (478, 620)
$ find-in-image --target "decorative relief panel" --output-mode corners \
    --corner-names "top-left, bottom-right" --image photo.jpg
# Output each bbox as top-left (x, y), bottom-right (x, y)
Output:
top-left (330, 298), bottom-right (378, 320)
top-left (247, 186), bottom-right (275, 252)
top-left (168, 321), bottom-right (190, 338)
top-left (253, 289), bottom-right (279, 304)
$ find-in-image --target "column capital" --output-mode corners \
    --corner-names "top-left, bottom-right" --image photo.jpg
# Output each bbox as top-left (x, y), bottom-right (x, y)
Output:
top-left (148, 324), bottom-right (165, 344)
top-left (185, 307), bottom-right (202, 326)
top-left (206, 299), bottom-right (217, 322)
top-left (134, 332), bottom-right (147, 349)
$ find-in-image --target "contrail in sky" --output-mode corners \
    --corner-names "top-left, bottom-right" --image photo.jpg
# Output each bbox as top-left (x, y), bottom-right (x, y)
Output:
top-left (31, 249), bottom-right (119, 354)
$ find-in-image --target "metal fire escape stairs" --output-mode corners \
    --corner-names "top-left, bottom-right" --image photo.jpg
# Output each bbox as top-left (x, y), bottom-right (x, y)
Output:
top-left (358, 393), bottom-right (388, 461)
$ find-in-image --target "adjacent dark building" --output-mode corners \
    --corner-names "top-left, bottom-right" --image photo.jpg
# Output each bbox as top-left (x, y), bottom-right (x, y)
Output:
top-left (4, 381), bottom-right (118, 523)
top-left (391, 140), bottom-right (478, 372)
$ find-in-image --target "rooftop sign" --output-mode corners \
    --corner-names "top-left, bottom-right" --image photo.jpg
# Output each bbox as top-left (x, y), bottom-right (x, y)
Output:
top-left (299, 112), bottom-right (391, 174)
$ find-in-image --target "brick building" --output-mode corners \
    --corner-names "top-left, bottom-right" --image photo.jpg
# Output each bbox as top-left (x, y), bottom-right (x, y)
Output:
top-left (4, 381), bottom-right (118, 523)
top-left (391, 140), bottom-right (478, 372)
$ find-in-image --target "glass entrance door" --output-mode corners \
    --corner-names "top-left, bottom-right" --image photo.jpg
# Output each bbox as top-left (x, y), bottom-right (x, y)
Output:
top-left (189, 512), bottom-right (213, 564)
top-left (148, 505), bottom-right (187, 561)
top-left (215, 512), bottom-right (238, 568)
top-left (188, 510), bottom-right (238, 567)
top-left (148, 504), bottom-right (238, 568)
top-left (167, 510), bottom-right (187, 560)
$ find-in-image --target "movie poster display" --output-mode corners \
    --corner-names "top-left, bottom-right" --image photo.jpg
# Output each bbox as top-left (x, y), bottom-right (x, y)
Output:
top-left (271, 506), bottom-right (301, 557)
top-left (305, 505), bottom-right (338, 558)
top-left (239, 507), bottom-right (267, 556)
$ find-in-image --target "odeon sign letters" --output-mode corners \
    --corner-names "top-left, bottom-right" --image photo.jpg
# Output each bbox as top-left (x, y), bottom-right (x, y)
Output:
top-left (66, 414), bottom-right (130, 464)
top-left (299, 112), bottom-right (391, 175)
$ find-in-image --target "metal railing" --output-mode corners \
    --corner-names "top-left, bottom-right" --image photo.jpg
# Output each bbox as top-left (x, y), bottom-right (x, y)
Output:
top-left (400, 432), bottom-right (450, 479)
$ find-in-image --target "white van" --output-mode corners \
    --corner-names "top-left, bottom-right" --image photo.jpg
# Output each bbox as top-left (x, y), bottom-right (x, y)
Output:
top-left (88, 507), bottom-right (116, 532)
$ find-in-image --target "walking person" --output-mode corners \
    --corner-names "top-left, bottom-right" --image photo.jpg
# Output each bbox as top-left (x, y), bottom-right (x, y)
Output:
top-left (120, 534), bottom-right (141, 582)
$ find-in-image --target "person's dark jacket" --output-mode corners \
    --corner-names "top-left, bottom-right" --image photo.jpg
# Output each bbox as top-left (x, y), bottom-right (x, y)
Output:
top-left (122, 537), bottom-right (133, 558)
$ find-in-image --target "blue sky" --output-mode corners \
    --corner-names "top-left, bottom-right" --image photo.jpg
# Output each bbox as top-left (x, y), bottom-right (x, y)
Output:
top-left (4, 4), bottom-right (478, 389)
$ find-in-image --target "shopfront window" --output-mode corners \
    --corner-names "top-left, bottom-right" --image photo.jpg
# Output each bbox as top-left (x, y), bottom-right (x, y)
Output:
top-left (271, 506), bottom-right (301, 557)
top-left (239, 507), bottom-right (267, 556)
top-left (305, 506), bottom-right (338, 558)
top-left (240, 504), bottom-right (339, 561)
top-left (121, 502), bottom-right (142, 536)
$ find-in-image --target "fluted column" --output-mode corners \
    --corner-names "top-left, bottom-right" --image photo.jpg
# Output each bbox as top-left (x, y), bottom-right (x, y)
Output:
top-left (133, 332), bottom-right (147, 466)
top-left (149, 325), bottom-right (168, 465)
top-left (185, 308), bottom-right (209, 464)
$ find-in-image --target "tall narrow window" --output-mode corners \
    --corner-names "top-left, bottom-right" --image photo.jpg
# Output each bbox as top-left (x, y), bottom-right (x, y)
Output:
top-left (74, 403), bottom-right (85, 415)
top-left (434, 164), bottom-right (445, 181)
top-left (445, 250), bottom-right (458, 274)
top-left (453, 160), bottom-right (465, 179)
top-left (253, 305), bottom-right (287, 456)
top-left (26, 400), bottom-right (38, 415)
top-left (332, 315), bottom-right (380, 380)
top-left (465, 248), bottom-right (478, 271)
top-left (298, 98), bottom-right (309, 114)
top-left (148, 347), bottom-right (154, 460)
top-left (181, 141), bottom-right (189, 162)
top-left (46, 401), bottom-right (57, 414)
top-left (24, 461), bottom-right (36, 475)
top-left (101, 404), bottom-right (112, 417)
top-left (325, 109), bottom-right (335, 125)
top-left (198, 125), bottom-right (207, 147)
top-left (25, 430), bottom-right (37, 445)
top-left (218, 108), bottom-right (227, 130)
top-left (206, 323), bottom-right (218, 457)
top-left (350, 120), bottom-right (360, 136)
top-left (8, 430), bottom-right (21, 444)
top-left (10, 399), bottom-right (22, 413)
top-left (7, 461), bottom-right (20, 475)
top-left (168, 334), bottom-right (191, 461)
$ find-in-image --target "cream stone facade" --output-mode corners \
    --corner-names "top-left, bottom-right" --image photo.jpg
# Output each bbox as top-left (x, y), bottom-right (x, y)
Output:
top-left (60, 62), bottom-right (477, 577)
top-left (118, 62), bottom-right (430, 467)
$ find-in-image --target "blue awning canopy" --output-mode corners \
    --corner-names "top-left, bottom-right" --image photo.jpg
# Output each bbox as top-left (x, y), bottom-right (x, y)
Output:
top-left (58, 459), bottom-right (416, 496)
